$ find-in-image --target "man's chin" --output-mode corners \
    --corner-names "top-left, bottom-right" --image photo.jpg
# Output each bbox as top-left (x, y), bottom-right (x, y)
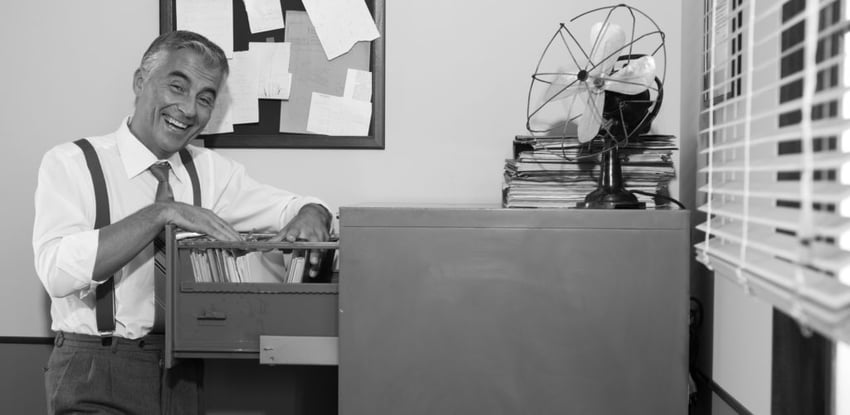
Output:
top-left (157, 135), bottom-right (194, 155)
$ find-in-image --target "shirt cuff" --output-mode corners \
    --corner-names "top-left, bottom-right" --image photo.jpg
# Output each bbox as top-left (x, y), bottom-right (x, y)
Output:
top-left (55, 229), bottom-right (102, 297)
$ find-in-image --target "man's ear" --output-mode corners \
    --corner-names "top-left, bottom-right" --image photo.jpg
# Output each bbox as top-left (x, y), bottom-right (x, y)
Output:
top-left (132, 68), bottom-right (145, 96)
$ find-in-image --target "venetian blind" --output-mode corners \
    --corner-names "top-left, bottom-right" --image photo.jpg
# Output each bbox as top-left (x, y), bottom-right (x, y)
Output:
top-left (696, 0), bottom-right (850, 342)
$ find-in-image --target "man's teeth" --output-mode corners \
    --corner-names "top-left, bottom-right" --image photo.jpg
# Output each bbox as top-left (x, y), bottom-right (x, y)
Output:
top-left (165, 116), bottom-right (188, 129)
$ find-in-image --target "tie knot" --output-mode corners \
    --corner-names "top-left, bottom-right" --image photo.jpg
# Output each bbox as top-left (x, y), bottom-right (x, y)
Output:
top-left (149, 162), bottom-right (170, 183)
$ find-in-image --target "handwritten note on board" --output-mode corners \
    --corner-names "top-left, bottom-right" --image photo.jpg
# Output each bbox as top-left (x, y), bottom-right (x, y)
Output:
top-left (279, 11), bottom-right (370, 134)
top-left (243, 0), bottom-right (285, 34)
top-left (202, 51), bottom-right (264, 134)
top-left (306, 92), bottom-right (372, 136)
top-left (176, 0), bottom-right (234, 58)
top-left (204, 82), bottom-right (234, 134)
top-left (344, 69), bottom-right (372, 102)
top-left (227, 51), bottom-right (261, 125)
top-left (301, 0), bottom-right (380, 60)
top-left (250, 42), bottom-right (292, 100)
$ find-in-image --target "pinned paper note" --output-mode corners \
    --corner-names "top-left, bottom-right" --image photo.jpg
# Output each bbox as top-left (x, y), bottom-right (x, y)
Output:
top-left (343, 69), bottom-right (372, 102)
top-left (306, 92), bottom-right (371, 136)
top-left (250, 42), bottom-right (293, 100)
top-left (227, 51), bottom-right (261, 124)
top-left (203, 82), bottom-right (234, 134)
top-left (243, 0), bottom-right (285, 34)
top-left (176, 0), bottom-right (234, 58)
top-left (279, 11), bottom-right (370, 134)
top-left (202, 51), bottom-right (262, 133)
top-left (301, 0), bottom-right (380, 60)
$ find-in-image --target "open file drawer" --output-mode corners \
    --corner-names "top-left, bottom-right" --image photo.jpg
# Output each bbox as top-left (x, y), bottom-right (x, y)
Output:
top-left (164, 226), bottom-right (339, 368)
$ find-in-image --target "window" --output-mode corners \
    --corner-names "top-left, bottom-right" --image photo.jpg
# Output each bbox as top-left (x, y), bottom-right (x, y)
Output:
top-left (697, 0), bottom-right (849, 411)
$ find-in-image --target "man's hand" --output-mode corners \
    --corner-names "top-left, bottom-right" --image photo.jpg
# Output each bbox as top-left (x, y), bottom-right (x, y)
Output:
top-left (269, 203), bottom-right (332, 278)
top-left (159, 201), bottom-right (242, 241)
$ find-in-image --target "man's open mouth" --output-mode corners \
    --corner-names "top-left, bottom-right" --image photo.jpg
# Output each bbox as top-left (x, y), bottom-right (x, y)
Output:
top-left (164, 115), bottom-right (189, 131)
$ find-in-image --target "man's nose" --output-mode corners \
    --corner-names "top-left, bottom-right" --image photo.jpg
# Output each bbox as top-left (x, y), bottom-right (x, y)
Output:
top-left (177, 96), bottom-right (197, 118)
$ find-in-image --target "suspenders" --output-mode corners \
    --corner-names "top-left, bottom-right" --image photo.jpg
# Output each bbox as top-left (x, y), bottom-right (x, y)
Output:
top-left (72, 138), bottom-right (201, 335)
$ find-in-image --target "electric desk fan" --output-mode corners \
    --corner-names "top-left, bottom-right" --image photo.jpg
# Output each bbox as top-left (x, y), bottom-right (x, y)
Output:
top-left (526, 4), bottom-right (666, 209)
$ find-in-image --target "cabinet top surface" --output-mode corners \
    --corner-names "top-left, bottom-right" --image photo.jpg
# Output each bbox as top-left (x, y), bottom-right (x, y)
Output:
top-left (339, 204), bottom-right (690, 230)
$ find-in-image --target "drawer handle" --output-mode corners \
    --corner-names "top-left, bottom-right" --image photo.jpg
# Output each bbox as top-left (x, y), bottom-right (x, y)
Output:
top-left (196, 311), bottom-right (227, 321)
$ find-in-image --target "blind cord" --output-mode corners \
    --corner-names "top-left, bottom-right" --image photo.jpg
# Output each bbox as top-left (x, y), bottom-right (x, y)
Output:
top-left (787, 0), bottom-right (822, 336)
top-left (736, 0), bottom-right (757, 296)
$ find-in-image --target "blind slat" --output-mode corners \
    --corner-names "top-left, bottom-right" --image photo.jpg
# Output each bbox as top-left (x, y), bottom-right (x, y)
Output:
top-left (698, 126), bottom-right (848, 154)
top-left (698, 181), bottom-right (850, 204)
top-left (696, 201), bottom-right (850, 245)
top-left (695, 241), bottom-right (850, 310)
top-left (695, 250), bottom-right (850, 343)
top-left (695, 219), bottom-right (850, 277)
top-left (697, 151), bottom-right (849, 172)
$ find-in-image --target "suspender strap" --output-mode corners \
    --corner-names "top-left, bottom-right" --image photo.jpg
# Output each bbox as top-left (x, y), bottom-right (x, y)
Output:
top-left (179, 148), bottom-right (202, 207)
top-left (74, 139), bottom-right (110, 228)
top-left (73, 139), bottom-right (115, 334)
top-left (72, 140), bottom-right (202, 335)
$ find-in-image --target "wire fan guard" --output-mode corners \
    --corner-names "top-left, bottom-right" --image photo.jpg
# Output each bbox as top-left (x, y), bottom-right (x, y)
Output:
top-left (524, 4), bottom-right (667, 209)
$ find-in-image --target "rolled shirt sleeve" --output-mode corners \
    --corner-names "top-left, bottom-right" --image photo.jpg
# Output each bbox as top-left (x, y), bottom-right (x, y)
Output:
top-left (203, 150), bottom-right (333, 233)
top-left (33, 146), bottom-right (102, 299)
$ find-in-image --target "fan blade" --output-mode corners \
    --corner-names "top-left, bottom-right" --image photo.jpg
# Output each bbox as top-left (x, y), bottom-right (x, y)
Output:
top-left (577, 91), bottom-right (605, 143)
top-left (528, 83), bottom-right (585, 132)
top-left (589, 22), bottom-right (625, 76)
top-left (541, 78), bottom-right (582, 103)
top-left (605, 56), bottom-right (656, 95)
top-left (566, 89), bottom-right (587, 122)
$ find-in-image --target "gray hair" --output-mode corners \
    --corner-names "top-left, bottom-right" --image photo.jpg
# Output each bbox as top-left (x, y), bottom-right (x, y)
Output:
top-left (138, 30), bottom-right (229, 77)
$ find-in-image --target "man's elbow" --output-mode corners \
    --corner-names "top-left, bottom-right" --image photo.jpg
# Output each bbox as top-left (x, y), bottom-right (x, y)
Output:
top-left (41, 275), bottom-right (79, 299)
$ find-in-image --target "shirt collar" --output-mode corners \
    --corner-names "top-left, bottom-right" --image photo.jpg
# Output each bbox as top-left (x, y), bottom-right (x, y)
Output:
top-left (117, 116), bottom-right (187, 184)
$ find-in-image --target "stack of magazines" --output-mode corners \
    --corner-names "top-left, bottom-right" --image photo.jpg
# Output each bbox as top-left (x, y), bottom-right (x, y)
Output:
top-left (503, 135), bottom-right (677, 208)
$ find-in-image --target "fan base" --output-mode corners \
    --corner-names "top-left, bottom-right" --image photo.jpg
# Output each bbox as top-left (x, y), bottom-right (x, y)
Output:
top-left (575, 188), bottom-right (646, 210)
top-left (575, 200), bottom-right (646, 209)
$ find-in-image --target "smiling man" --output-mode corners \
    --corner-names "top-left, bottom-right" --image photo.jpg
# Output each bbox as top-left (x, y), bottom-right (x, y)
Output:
top-left (33, 31), bottom-right (332, 414)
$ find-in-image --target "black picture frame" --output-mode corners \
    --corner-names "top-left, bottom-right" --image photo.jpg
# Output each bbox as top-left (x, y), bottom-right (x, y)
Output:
top-left (160, 0), bottom-right (385, 149)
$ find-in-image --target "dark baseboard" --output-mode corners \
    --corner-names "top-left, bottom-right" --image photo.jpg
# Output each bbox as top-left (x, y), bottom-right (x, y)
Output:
top-left (693, 369), bottom-right (753, 415)
top-left (0, 337), bottom-right (54, 345)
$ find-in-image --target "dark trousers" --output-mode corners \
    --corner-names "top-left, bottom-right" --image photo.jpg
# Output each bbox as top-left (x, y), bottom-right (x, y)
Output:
top-left (44, 332), bottom-right (201, 415)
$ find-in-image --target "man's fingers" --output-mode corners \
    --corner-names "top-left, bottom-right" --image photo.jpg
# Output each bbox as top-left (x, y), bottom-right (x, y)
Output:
top-left (307, 250), bottom-right (321, 279)
top-left (171, 204), bottom-right (241, 241)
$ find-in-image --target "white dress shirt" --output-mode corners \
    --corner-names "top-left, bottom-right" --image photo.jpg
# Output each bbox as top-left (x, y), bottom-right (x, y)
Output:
top-left (33, 118), bottom-right (327, 339)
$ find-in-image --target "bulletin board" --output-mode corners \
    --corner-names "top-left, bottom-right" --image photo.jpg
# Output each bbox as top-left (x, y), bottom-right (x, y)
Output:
top-left (160, 0), bottom-right (385, 149)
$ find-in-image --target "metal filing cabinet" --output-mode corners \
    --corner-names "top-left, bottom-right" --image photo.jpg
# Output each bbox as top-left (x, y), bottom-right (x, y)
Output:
top-left (338, 206), bottom-right (690, 415)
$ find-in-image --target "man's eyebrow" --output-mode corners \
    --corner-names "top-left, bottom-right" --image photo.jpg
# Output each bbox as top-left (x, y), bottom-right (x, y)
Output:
top-left (167, 71), bottom-right (190, 82)
top-left (167, 70), bottom-right (218, 98)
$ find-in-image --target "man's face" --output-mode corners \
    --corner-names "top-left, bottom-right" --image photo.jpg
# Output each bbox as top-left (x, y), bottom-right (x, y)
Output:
top-left (129, 48), bottom-right (224, 159)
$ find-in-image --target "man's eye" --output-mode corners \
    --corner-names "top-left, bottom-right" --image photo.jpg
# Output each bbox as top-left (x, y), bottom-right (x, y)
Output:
top-left (198, 96), bottom-right (214, 107)
top-left (170, 84), bottom-right (185, 93)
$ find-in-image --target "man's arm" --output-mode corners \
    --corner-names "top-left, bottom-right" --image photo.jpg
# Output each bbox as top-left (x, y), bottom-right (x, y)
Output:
top-left (34, 146), bottom-right (243, 298)
top-left (92, 201), bottom-right (242, 281)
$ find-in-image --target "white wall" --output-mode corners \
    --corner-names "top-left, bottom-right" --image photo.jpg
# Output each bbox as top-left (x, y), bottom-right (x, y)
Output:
top-left (712, 275), bottom-right (773, 415)
top-left (0, 0), bottom-right (158, 336)
top-left (1, 1), bottom-right (683, 337)
top-left (221, 0), bottom-right (683, 211)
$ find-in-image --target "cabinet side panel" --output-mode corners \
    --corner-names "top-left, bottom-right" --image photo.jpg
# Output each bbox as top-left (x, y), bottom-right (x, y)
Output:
top-left (340, 217), bottom-right (688, 415)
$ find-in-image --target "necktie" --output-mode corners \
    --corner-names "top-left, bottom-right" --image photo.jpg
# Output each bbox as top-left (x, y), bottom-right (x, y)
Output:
top-left (150, 162), bottom-right (173, 202)
top-left (149, 162), bottom-right (172, 333)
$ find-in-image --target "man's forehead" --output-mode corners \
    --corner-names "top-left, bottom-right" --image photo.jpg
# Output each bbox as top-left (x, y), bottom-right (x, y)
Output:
top-left (158, 49), bottom-right (225, 88)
